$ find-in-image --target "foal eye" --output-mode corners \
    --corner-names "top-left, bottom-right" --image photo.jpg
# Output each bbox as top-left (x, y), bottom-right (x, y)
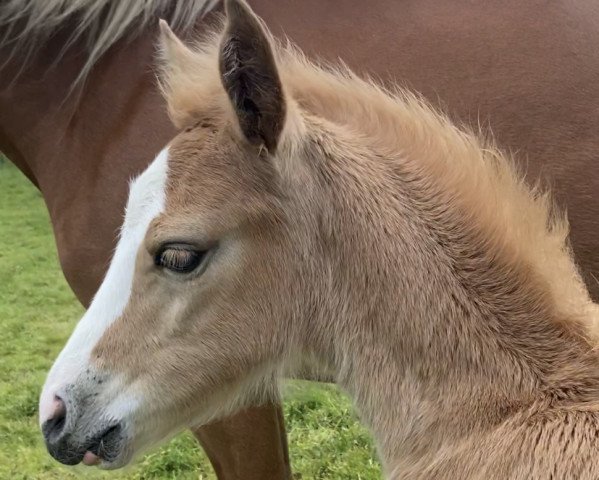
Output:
top-left (154, 244), bottom-right (205, 273)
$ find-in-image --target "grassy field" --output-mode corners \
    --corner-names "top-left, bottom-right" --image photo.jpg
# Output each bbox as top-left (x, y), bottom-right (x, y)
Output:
top-left (0, 160), bottom-right (381, 479)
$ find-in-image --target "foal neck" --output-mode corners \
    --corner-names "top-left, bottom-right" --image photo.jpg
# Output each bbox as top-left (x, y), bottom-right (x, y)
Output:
top-left (299, 128), bottom-right (599, 476)
top-left (334, 256), bottom-right (599, 477)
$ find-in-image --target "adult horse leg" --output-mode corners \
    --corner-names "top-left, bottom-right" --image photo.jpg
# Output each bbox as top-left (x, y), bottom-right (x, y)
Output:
top-left (193, 405), bottom-right (290, 479)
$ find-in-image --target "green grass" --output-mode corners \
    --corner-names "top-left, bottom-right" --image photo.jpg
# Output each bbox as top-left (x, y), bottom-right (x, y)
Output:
top-left (0, 160), bottom-right (381, 479)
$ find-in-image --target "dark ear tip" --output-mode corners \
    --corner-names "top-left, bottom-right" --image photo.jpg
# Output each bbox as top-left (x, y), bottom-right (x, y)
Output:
top-left (224, 0), bottom-right (251, 19)
top-left (220, 0), bottom-right (286, 151)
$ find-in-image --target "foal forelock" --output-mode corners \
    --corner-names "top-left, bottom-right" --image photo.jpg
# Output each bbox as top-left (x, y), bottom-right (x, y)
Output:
top-left (0, 0), bottom-right (218, 86)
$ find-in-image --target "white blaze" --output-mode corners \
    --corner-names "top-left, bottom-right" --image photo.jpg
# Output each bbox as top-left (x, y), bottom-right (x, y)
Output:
top-left (39, 148), bottom-right (169, 424)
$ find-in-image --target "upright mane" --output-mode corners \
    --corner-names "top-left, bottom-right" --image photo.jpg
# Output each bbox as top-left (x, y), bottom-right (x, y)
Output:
top-left (278, 52), bottom-right (599, 334)
top-left (160, 27), bottom-right (599, 341)
top-left (0, 0), bottom-right (218, 85)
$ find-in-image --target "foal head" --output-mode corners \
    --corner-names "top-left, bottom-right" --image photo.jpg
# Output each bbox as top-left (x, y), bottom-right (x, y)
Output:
top-left (39, 0), bottom-right (326, 468)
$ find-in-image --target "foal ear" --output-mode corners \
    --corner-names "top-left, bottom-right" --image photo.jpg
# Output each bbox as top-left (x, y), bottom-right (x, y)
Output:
top-left (158, 19), bottom-right (193, 67)
top-left (220, 0), bottom-right (286, 152)
top-left (157, 20), bottom-right (205, 128)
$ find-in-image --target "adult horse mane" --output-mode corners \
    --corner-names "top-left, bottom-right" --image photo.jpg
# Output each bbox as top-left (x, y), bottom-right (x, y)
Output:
top-left (0, 0), bottom-right (217, 86)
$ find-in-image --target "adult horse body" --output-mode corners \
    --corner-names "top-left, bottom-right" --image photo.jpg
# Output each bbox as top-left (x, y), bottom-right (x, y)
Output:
top-left (1, 0), bottom-right (598, 478)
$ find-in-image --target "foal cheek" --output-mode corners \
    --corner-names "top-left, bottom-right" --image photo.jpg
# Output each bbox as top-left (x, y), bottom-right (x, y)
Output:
top-left (90, 315), bottom-right (146, 372)
top-left (90, 296), bottom-right (179, 375)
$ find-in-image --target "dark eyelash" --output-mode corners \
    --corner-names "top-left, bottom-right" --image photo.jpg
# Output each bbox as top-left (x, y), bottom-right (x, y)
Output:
top-left (154, 244), bottom-right (206, 273)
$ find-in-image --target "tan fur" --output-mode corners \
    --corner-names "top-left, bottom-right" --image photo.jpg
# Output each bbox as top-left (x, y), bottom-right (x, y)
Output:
top-left (92, 3), bottom-right (599, 478)
top-left (159, 17), bottom-right (599, 342)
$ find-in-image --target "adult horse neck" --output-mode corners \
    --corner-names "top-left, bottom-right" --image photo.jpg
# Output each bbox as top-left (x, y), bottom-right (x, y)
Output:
top-left (2, 0), bottom-right (599, 477)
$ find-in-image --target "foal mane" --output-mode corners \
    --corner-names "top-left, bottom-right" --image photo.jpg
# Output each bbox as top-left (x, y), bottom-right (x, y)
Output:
top-left (0, 0), bottom-right (218, 85)
top-left (279, 53), bottom-right (599, 330)
top-left (161, 27), bottom-right (599, 342)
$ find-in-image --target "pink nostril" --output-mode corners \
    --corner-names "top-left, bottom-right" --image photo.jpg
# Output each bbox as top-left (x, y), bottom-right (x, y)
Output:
top-left (42, 395), bottom-right (68, 442)
top-left (50, 395), bottom-right (66, 419)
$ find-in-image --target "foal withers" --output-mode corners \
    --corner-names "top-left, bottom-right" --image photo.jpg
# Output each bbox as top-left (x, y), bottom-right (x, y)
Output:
top-left (40, 0), bottom-right (599, 477)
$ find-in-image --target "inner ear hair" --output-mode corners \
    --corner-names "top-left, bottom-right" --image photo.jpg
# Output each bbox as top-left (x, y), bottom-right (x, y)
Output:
top-left (219, 0), bottom-right (286, 153)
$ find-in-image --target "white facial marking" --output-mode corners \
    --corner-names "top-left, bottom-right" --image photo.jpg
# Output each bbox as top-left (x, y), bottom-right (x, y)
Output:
top-left (39, 148), bottom-right (170, 425)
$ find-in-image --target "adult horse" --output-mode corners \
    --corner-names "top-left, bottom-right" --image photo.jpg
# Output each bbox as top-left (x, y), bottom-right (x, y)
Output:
top-left (1, 0), bottom-right (598, 478)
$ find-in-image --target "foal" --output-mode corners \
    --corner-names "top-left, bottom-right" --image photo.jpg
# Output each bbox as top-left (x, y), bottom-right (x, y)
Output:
top-left (40, 0), bottom-right (599, 477)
